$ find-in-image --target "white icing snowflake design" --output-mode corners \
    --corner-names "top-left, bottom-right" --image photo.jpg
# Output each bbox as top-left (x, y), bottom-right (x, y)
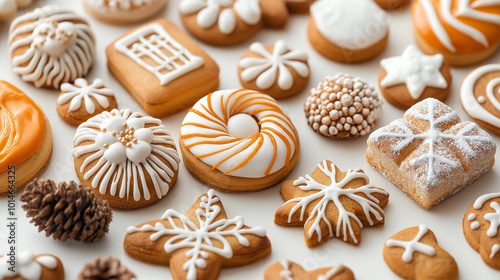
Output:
top-left (127, 189), bottom-right (266, 280)
top-left (284, 160), bottom-right (388, 244)
top-left (386, 224), bottom-right (436, 262)
top-left (239, 40), bottom-right (309, 90)
top-left (58, 78), bottom-right (114, 114)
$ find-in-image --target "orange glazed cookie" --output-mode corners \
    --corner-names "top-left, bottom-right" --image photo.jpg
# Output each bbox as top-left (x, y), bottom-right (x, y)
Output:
top-left (275, 160), bottom-right (389, 248)
top-left (264, 260), bottom-right (355, 280)
top-left (106, 19), bottom-right (219, 118)
top-left (124, 189), bottom-right (271, 280)
top-left (308, 0), bottom-right (389, 63)
top-left (463, 192), bottom-right (500, 270)
top-left (72, 109), bottom-right (180, 210)
top-left (375, 0), bottom-right (410, 10)
top-left (412, 0), bottom-right (500, 66)
top-left (367, 98), bottom-right (496, 209)
top-left (0, 81), bottom-right (52, 195)
top-left (384, 225), bottom-right (459, 280)
top-left (83, 0), bottom-right (167, 24)
top-left (0, 252), bottom-right (64, 280)
top-left (180, 89), bottom-right (300, 192)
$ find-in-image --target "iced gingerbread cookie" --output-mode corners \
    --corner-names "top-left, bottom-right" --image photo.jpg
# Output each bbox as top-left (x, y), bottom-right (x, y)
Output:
top-left (383, 225), bottom-right (459, 280)
top-left (124, 189), bottom-right (271, 280)
top-left (106, 19), bottom-right (219, 117)
top-left (178, 0), bottom-right (288, 45)
top-left (72, 109), bottom-right (180, 210)
top-left (9, 6), bottom-right (95, 89)
top-left (463, 192), bottom-right (500, 270)
top-left (285, 0), bottom-right (313, 13)
top-left (57, 78), bottom-right (117, 126)
top-left (308, 0), bottom-right (389, 63)
top-left (83, 0), bottom-right (167, 24)
top-left (264, 260), bottom-right (355, 280)
top-left (304, 73), bottom-right (383, 139)
top-left (367, 98), bottom-right (496, 209)
top-left (412, 0), bottom-right (500, 66)
top-left (0, 81), bottom-right (52, 195)
top-left (379, 45), bottom-right (452, 109)
top-left (460, 64), bottom-right (500, 135)
top-left (0, 252), bottom-right (64, 280)
top-left (180, 89), bottom-right (300, 192)
top-left (275, 160), bottom-right (389, 248)
top-left (238, 40), bottom-right (310, 99)
top-left (375, 0), bottom-right (410, 10)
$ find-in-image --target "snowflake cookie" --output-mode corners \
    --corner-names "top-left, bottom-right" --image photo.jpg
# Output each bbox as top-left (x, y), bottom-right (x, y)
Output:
top-left (274, 160), bottom-right (389, 248)
top-left (367, 98), bottom-right (496, 209)
top-left (0, 251), bottom-right (64, 280)
top-left (264, 259), bottom-right (355, 280)
top-left (463, 192), bottom-right (500, 270)
top-left (124, 189), bottom-right (271, 280)
top-left (383, 225), bottom-right (458, 280)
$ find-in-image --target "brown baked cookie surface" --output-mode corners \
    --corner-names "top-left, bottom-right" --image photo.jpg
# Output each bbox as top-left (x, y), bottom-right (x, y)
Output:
top-left (375, 0), bottom-right (410, 10)
top-left (264, 260), bottom-right (355, 280)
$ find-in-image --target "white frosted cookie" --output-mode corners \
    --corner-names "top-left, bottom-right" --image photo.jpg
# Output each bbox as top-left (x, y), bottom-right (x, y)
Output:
top-left (83, 0), bottom-right (167, 25)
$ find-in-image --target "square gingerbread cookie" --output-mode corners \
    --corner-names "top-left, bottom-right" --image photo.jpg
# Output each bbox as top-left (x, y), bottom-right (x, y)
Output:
top-left (106, 19), bottom-right (219, 117)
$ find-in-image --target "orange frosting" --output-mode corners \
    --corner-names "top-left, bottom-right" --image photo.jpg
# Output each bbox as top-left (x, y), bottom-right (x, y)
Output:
top-left (0, 81), bottom-right (45, 173)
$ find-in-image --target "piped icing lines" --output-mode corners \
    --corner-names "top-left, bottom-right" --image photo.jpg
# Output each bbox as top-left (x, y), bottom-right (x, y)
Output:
top-left (368, 98), bottom-right (495, 187)
top-left (179, 0), bottom-right (262, 35)
top-left (8, 6), bottom-right (95, 88)
top-left (460, 64), bottom-right (500, 129)
top-left (317, 265), bottom-right (345, 280)
top-left (58, 78), bottom-right (114, 114)
top-left (417, 0), bottom-right (500, 52)
top-left (114, 23), bottom-right (204, 86)
top-left (87, 0), bottom-right (157, 10)
top-left (239, 40), bottom-right (309, 91)
top-left (386, 224), bottom-right (436, 262)
top-left (126, 189), bottom-right (267, 280)
top-left (279, 259), bottom-right (293, 280)
top-left (380, 45), bottom-right (447, 99)
top-left (269, 260), bottom-right (349, 280)
top-left (0, 252), bottom-right (58, 280)
top-left (180, 89), bottom-right (298, 178)
top-left (72, 109), bottom-right (180, 201)
top-left (470, 192), bottom-right (500, 258)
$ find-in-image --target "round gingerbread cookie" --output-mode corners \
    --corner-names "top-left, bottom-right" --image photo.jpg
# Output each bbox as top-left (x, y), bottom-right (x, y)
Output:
top-left (0, 252), bottom-right (64, 280)
top-left (57, 78), bottom-right (117, 126)
top-left (72, 109), bottom-right (180, 210)
top-left (460, 64), bottom-right (500, 135)
top-left (83, 0), bottom-right (167, 25)
top-left (304, 73), bottom-right (383, 139)
top-left (238, 40), bottom-right (310, 99)
top-left (411, 0), bottom-right (500, 66)
top-left (375, 0), bottom-right (410, 10)
top-left (379, 45), bottom-right (452, 109)
top-left (0, 81), bottom-right (52, 195)
top-left (308, 0), bottom-right (389, 63)
top-left (180, 89), bottom-right (300, 192)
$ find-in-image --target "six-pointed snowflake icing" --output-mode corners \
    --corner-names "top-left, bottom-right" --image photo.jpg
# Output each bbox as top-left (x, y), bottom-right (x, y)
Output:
top-left (127, 189), bottom-right (266, 280)
top-left (58, 78), bottom-right (114, 114)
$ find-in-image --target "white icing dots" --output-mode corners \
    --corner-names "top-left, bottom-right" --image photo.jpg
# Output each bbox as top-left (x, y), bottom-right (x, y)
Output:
top-left (386, 224), bottom-right (436, 262)
top-left (478, 96), bottom-right (486, 104)
top-left (58, 78), bottom-right (114, 114)
top-left (471, 221), bottom-right (480, 230)
top-left (468, 213), bottom-right (476, 221)
top-left (0, 252), bottom-right (58, 280)
top-left (227, 114), bottom-right (259, 139)
top-left (491, 244), bottom-right (500, 259)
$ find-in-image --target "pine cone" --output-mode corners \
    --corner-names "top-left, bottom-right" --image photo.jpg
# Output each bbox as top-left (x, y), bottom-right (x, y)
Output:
top-left (20, 179), bottom-right (112, 243)
top-left (78, 257), bottom-right (136, 280)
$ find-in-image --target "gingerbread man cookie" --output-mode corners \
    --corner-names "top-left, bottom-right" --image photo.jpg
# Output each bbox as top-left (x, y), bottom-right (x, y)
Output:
top-left (0, 252), bottom-right (64, 280)
top-left (383, 225), bottom-right (459, 280)
top-left (264, 260), bottom-right (355, 280)
top-left (275, 160), bottom-right (389, 248)
top-left (124, 189), bottom-right (271, 280)
top-left (83, 0), bottom-right (167, 24)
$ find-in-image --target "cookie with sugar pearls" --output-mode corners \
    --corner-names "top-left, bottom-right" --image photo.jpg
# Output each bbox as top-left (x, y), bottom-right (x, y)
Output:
top-left (83, 0), bottom-right (167, 25)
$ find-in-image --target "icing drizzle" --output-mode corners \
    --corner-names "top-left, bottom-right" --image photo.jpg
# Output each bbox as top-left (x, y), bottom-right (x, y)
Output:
top-left (0, 252), bottom-right (58, 280)
top-left (386, 224), bottom-right (436, 262)
top-left (127, 189), bottom-right (266, 280)
top-left (9, 6), bottom-right (95, 88)
top-left (239, 40), bottom-right (309, 91)
top-left (58, 78), bottom-right (114, 114)
top-left (87, 0), bottom-right (159, 10)
top-left (279, 259), bottom-right (293, 280)
top-left (471, 192), bottom-right (500, 258)
top-left (284, 160), bottom-right (388, 244)
top-left (72, 109), bottom-right (180, 201)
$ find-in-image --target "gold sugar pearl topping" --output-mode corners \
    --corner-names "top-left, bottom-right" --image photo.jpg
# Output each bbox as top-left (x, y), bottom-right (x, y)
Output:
top-left (118, 126), bottom-right (136, 148)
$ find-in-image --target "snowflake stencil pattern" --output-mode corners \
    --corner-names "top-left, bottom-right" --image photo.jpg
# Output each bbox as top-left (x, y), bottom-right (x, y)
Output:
top-left (125, 189), bottom-right (269, 280)
top-left (275, 160), bottom-right (389, 248)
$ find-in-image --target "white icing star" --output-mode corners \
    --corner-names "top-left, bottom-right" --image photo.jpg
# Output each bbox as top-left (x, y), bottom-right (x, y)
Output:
top-left (380, 45), bottom-right (447, 99)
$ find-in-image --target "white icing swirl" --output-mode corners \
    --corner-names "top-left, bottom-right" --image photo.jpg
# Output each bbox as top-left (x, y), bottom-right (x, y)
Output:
top-left (0, 252), bottom-right (58, 280)
top-left (58, 78), bottom-right (114, 114)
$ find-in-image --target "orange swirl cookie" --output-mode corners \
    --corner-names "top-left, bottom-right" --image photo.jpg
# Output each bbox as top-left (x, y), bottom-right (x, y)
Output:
top-left (412, 0), bottom-right (500, 66)
top-left (180, 89), bottom-right (300, 192)
top-left (83, 0), bottom-right (167, 24)
top-left (0, 252), bottom-right (64, 280)
top-left (0, 81), bottom-right (52, 195)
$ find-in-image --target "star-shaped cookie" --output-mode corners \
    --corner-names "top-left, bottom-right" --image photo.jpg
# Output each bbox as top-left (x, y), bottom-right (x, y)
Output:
top-left (274, 160), bottom-right (389, 248)
top-left (124, 189), bottom-right (271, 280)
top-left (264, 260), bottom-right (355, 280)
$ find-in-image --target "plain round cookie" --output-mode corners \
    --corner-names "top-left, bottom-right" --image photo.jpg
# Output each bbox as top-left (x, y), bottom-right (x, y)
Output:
top-left (180, 89), bottom-right (300, 192)
top-left (0, 252), bottom-right (65, 280)
top-left (83, 0), bottom-right (167, 25)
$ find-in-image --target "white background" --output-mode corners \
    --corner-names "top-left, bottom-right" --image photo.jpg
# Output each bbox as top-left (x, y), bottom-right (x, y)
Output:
top-left (1, 0), bottom-right (500, 279)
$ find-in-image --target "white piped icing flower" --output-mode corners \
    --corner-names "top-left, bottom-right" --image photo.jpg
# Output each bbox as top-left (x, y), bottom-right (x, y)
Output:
top-left (58, 78), bottom-right (114, 114)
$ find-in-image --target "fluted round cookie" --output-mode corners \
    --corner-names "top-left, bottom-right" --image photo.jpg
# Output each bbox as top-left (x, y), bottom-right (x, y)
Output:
top-left (9, 6), bottom-right (95, 88)
top-left (72, 109), bottom-right (180, 210)
top-left (375, 0), bottom-right (410, 10)
top-left (0, 252), bottom-right (64, 280)
top-left (180, 89), bottom-right (300, 192)
top-left (57, 78), bottom-right (117, 126)
top-left (83, 0), bottom-right (167, 25)
top-left (238, 40), bottom-right (310, 99)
